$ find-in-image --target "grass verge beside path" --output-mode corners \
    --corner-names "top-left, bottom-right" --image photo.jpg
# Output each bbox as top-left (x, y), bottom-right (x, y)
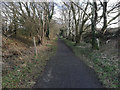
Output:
top-left (2, 38), bottom-right (57, 88)
top-left (64, 39), bottom-right (119, 88)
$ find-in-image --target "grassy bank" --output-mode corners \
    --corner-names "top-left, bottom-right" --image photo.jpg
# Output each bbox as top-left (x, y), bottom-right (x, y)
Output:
top-left (64, 39), bottom-right (119, 88)
top-left (2, 38), bottom-right (57, 88)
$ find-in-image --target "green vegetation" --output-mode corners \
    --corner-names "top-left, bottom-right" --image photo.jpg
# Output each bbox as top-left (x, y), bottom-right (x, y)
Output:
top-left (2, 2), bottom-right (59, 88)
top-left (64, 39), bottom-right (119, 88)
top-left (2, 39), bottom-right (57, 88)
top-left (2, 1), bottom-right (119, 88)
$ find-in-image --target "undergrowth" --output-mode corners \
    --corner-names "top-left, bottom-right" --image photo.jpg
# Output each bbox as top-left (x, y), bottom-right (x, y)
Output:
top-left (64, 39), bottom-right (119, 88)
top-left (2, 39), bottom-right (57, 88)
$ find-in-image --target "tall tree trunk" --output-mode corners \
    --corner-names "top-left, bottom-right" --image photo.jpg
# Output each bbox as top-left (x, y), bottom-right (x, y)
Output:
top-left (91, 15), bottom-right (95, 49)
top-left (13, 10), bottom-right (17, 36)
top-left (68, 8), bottom-right (71, 40)
top-left (71, 3), bottom-right (79, 45)
top-left (101, 1), bottom-right (107, 34)
top-left (46, 20), bottom-right (50, 39)
top-left (75, 26), bottom-right (79, 45)
top-left (99, 0), bottom-right (107, 46)
top-left (91, 0), bottom-right (98, 49)
top-left (41, 10), bottom-right (46, 45)
top-left (41, 24), bottom-right (44, 45)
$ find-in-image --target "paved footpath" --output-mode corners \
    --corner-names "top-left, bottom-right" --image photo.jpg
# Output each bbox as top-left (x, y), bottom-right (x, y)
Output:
top-left (33, 39), bottom-right (103, 88)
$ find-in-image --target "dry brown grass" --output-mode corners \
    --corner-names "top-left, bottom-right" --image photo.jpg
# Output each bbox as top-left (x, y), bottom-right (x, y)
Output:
top-left (2, 36), bottom-right (57, 88)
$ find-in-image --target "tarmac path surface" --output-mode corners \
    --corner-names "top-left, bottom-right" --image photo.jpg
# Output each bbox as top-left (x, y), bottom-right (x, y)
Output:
top-left (33, 39), bottom-right (103, 88)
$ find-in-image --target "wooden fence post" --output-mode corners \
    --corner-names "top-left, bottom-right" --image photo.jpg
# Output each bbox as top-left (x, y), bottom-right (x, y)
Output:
top-left (33, 37), bottom-right (38, 57)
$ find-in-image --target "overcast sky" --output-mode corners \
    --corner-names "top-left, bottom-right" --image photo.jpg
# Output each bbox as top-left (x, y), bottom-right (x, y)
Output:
top-left (53, 0), bottom-right (119, 28)
top-left (0, 0), bottom-right (119, 28)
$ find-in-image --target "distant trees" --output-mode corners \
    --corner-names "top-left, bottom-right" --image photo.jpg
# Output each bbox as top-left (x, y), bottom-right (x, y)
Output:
top-left (2, 2), bottom-right (55, 45)
top-left (1, 1), bottom-right (120, 49)
top-left (61, 0), bottom-right (120, 49)
top-left (44, 2), bottom-right (54, 39)
top-left (63, 1), bottom-right (91, 45)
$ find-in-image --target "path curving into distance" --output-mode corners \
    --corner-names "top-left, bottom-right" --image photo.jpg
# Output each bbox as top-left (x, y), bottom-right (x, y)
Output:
top-left (33, 39), bottom-right (103, 88)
